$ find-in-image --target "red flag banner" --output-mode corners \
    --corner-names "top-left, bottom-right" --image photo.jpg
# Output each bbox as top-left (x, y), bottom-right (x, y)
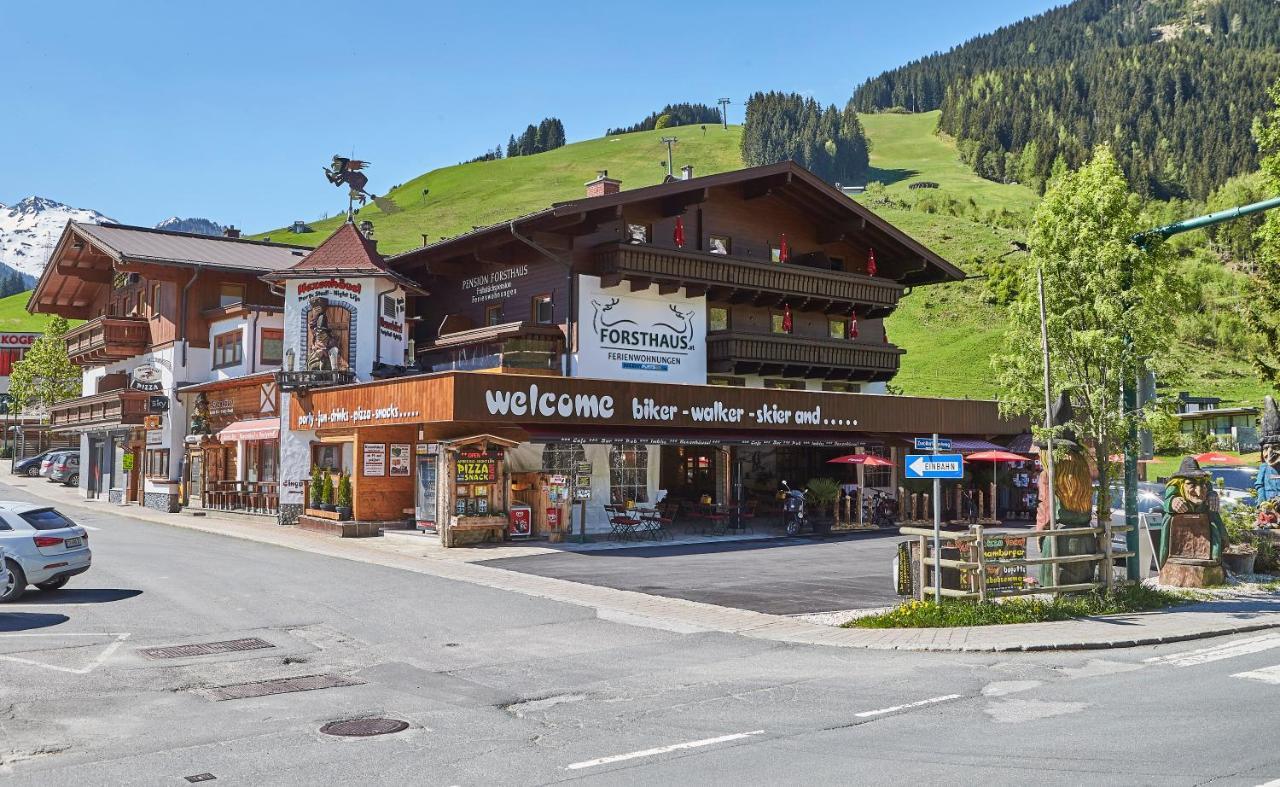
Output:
top-left (781, 303), bottom-right (793, 333)
top-left (849, 310), bottom-right (859, 340)
top-left (673, 216), bottom-right (686, 248)
top-left (779, 233), bottom-right (790, 263)
top-left (867, 247), bottom-right (877, 277)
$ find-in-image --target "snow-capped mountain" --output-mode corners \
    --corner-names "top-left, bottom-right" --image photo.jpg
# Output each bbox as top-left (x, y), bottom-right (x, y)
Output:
top-left (154, 216), bottom-right (225, 236)
top-left (0, 196), bottom-right (116, 279)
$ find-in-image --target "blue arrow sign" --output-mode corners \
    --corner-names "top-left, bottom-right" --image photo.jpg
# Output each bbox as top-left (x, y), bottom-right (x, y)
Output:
top-left (905, 453), bottom-right (964, 479)
top-left (913, 437), bottom-right (952, 451)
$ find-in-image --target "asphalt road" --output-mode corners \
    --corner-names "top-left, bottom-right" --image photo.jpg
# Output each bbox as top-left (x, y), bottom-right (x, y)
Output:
top-left (3, 477), bottom-right (1280, 785)
top-left (483, 532), bottom-right (907, 614)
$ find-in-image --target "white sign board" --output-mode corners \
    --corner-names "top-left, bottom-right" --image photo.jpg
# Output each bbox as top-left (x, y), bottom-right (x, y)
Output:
top-left (575, 274), bottom-right (706, 384)
top-left (363, 443), bottom-right (386, 477)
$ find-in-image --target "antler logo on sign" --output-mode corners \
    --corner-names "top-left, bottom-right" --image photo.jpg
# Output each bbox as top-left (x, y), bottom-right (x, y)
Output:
top-left (577, 276), bottom-right (706, 382)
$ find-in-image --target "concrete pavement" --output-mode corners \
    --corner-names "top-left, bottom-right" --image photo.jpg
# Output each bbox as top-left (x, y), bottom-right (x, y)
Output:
top-left (7, 474), bottom-right (1280, 652)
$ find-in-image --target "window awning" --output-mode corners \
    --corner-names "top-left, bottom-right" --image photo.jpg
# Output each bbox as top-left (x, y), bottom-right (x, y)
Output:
top-left (216, 417), bottom-right (280, 443)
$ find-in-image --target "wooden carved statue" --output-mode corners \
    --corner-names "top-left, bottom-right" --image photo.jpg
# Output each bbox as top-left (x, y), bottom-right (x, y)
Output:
top-left (1034, 393), bottom-right (1098, 588)
top-left (1255, 396), bottom-right (1280, 507)
top-left (1158, 457), bottom-right (1227, 587)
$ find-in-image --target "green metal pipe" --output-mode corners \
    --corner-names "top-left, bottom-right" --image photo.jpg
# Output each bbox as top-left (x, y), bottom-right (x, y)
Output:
top-left (1132, 194), bottom-right (1280, 246)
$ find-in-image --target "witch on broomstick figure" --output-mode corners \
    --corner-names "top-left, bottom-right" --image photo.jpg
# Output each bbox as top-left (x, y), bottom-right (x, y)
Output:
top-left (323, 155), bottom-right (400, 217)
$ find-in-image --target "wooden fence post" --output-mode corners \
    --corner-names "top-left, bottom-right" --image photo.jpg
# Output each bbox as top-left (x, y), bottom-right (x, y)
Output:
top-left (974, 524), bottom-right (987, 602)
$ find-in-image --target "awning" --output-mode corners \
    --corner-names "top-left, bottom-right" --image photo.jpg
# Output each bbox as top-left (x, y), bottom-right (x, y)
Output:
top-left (893, 436), bottom-right (1011, 454)
top-left (216, 417), bottom-right (280, 443)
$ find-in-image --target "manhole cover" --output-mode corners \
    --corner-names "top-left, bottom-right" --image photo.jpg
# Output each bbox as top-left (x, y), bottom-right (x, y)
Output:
top-left (141, 637), bottom-right (274, 660)
top-left (320, 718), bottom-right (409, 737)
top-left (205, 673), bottom-right (361, 701)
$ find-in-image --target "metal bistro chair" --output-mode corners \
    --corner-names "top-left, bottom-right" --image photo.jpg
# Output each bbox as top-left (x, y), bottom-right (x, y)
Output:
top-left (604, 505), bottom-right (636, 541)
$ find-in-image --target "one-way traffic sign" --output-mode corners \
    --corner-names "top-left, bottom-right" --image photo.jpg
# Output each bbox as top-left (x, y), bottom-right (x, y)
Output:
top-left (904, 453), bottom-right (964, 479)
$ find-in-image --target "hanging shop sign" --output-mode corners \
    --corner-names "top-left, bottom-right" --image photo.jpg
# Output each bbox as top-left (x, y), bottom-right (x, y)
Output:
top-left (144, 415), bottom-right (163, 431)
top-left (146, 429), bottom-right (164, 445)
top-left (390, 443), bottom-right (411, 476)
top-left (130, 364), bottom-right (164, 393)
top-left (363, 442), bottom-right (386, 476)
top-left (148, 396), bottom-right (169, 413)
top-left (576, 274), bottom-right (706, 384)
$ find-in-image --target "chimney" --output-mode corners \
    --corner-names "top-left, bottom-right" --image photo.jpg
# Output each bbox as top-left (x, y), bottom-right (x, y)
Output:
top-left (223, 225), bottom-right (241, 239)
top-left (681, 165), bottom-right (694, 181)
top-left (359, 219), bottom-right (375, 239)
top-left (585, 169), bottom-right (622, 198)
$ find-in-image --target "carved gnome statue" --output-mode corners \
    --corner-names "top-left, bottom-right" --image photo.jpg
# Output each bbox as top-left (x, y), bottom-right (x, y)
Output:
top-left (1034, 392), bottom-right (1099, 588)
top-left (1159, 457), bottom-right (1227, 587)
top-left (1254, 396), bottom-right (1280, 506)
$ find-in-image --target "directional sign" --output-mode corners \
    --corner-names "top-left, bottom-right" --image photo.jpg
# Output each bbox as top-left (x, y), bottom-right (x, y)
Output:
top-left (905, 453), bottom-right (964, 479)
top-left (913, 437), bottom-right (952, 452)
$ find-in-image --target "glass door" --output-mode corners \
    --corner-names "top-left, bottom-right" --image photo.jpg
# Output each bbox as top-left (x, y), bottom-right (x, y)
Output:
top-left (415, 455), bottom-right (438, 531)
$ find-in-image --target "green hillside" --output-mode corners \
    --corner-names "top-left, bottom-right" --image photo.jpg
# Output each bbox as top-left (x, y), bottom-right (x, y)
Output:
top-left (256, 114), bottom-right (1268, 406)
top-left (0, 291), bottom-right (68, 332)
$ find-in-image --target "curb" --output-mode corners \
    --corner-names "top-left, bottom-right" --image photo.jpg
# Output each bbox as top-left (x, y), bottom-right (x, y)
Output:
top-left (12, 476), bottom-right (1280, 653)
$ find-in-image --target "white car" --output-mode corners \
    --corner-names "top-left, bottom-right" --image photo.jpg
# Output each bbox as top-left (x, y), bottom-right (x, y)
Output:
top-left (0, 503), bottom-right (91, 602)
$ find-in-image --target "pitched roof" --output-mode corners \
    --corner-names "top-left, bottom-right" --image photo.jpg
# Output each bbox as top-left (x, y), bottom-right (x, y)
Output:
top-left (263, 222), bottom-right (426, 293)
top-left (74, 222), bottom-right (310, 272)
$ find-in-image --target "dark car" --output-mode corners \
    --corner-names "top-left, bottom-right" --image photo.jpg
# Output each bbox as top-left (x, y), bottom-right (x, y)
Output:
top-left (13, 451), bottom-right (57, 478)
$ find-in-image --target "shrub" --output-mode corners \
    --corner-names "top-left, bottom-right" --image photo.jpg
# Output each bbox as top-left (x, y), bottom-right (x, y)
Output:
top-left (654, 113), bottom-right (672, 130)
top-left (322, 472), bottom-right (335, 506)
top-left (337, 472), bottom-right (352, 508)
top-left (310, 466), bottom-right (324, 508)
top-left (805, 477), bottom-right (842, 514)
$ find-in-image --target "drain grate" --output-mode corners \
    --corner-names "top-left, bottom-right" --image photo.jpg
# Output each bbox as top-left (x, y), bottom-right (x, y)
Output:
top-left (184, 775), bottom-right (216, 784)
top-left (141, 637), bottom-right (275, 660)
top-left (320, 718), bottom-right (409, 737)
top-left (205, 673), bottom-right (362, 701)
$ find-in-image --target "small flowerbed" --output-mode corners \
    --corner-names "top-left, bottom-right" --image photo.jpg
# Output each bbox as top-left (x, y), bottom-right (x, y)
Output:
top-left (844, 585), bottom-right (1188, 629)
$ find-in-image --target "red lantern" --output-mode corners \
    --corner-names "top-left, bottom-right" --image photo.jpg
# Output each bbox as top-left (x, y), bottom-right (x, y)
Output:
top-left (781, 303), bottom-right (793, 333)
top-left (673, 216), bottom-right (686, 248)
top-left (867, 247), bottom-right (877, 277)
top-left (779, 233), bottom-right (790, 263)
top-left (849, 310), bottom-right (859, 340)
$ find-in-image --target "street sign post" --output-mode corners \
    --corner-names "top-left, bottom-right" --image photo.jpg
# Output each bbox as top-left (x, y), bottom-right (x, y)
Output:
top-left (913, 437), bottom-right (952, 452)
top-left (905, 434), bottom-right (965, 601)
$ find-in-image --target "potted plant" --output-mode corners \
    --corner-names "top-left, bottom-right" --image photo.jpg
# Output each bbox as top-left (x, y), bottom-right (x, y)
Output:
top-left (1224, 503), bottom-right (1259, 576)
top-left (805, 477), bottom-right (841, 532)
top-left (336, 472), bottom-right (353, 521)
top-left (309, 466), bottom-right (324, 511)
top-left (321, 470), bottom-right (336, 512)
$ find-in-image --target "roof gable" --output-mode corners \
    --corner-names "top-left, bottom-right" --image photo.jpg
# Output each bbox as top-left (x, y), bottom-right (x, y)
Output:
top-left (280, 221), bottom-right (387, 276)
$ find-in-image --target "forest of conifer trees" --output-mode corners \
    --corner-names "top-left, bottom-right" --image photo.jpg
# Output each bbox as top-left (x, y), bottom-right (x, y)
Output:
top-left (740, 92), bottom-right (870, 186)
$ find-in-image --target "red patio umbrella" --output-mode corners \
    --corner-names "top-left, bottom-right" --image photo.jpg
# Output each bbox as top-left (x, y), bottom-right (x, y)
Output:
top-left (965, 449), bottom-right (1031, 520)
top-left (1193, 451), bottom-right (1246, 466)
top-left (827, 454), bottom-right (893, 527)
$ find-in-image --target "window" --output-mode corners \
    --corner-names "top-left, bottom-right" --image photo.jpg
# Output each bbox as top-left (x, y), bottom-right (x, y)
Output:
top-left (145, 449), bottom-right (171, 479)
top-left (485, 304), bottom-right (504, 326)
top-left (707, 376), bottom-right (746, 387)
top-left (709, 234), bottom-right (731, 255)
top-left (219, 283), bottom-right (245, 308)
top-left (541, 443), bottom-right (586, 474)
top-left (863, 445), bottom-right (891, 488)
top-left (828, 318), bottom-right (848, 339)
top-left (260, 328), bottom-right (284, 365)
top-left (609, 443), bottom-right (648, 505)
top-left (708, 307), bottom-right (729, 332)
top-left (626, 224), bottom-right (651, 244)
top-left (770, 313), bottom-right (792, 334)
top-left (822, 382), bottom-right (861, 393)
top-left (764, 379), bottom-right (805, 390)
top-left (20, 508), bottom-right (77, 530)
top-left (382, 293), bottom-right (398, 320)
top-left (532, 294), bottom-right (554, 325)
top-left (312, 444), bottom-right (344, 472)
top-left (150, 284), bottom-right (161, 316)
top-left (770, 247), bottom-right (782, 263)
top-left (213, 329), bottom-right (243, 368)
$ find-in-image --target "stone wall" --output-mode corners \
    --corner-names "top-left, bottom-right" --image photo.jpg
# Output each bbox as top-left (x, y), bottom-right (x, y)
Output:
top-left (144, 492), bottom-right (180, 513)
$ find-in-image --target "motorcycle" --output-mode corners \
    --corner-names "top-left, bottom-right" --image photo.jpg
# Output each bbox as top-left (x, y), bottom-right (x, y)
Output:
top-left (780, 480), bottom-right (809, 536)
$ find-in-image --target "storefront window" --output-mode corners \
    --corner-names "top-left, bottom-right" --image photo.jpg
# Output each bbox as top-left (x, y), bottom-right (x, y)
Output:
top-left (864, 445), bottom-right (891, 488)
top-left (609, 444), bottom-right (648, 505)
top-left (542, 443), bottom-right (585, 474)
top-left (709, 307), bottom-right (729, 332)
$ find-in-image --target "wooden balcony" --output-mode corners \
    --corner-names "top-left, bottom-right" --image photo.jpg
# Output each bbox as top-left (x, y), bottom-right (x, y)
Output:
top-left (275, 369), bottom-right (357, 395)
top-left (594, 243), bottom-right (903, 316)
top-left (64, 317), bottom-right (150, 366)
top-left (707, 331), bottom-right (904, 382)
top-left (49, 389), bottom-right (151, 430)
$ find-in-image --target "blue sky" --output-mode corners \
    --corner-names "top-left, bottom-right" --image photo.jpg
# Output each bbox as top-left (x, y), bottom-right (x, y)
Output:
top-left (4, 0), bottom-right (1062, 231)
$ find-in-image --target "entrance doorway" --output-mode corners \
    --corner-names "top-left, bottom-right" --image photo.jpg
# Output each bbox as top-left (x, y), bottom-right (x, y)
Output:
top-left (659, 446), bottom-right (719, 503)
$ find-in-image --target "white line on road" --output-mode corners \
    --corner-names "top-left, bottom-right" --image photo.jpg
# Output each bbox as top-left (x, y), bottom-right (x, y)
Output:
top-left (80, 525), bottom-right (101, 531)
top-left (1232, 664), bottom-right (1280, 685)
top-left (565, 730), bottom-right (765, 770)
top-left (0, 632), bottom-right (130, 674)
top-left (854, 694), bottom-right (962, 718)
top-left (1144, 633), bottom-right (1280, 667)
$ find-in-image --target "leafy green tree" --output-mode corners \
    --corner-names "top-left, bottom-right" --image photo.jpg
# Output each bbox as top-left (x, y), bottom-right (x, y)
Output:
top-left (995, 146), bottom-right (1183, 522)
top-left (653, 113), bottom-right (672, 130)
top-left (8, 316), bottom-right (80, 417)
top-left (1247, 78), bottom-right (1280, 387)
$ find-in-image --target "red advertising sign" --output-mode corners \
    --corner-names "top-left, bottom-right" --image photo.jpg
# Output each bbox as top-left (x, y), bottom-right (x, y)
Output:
top-left (509, 506), bottom-right (532, 538)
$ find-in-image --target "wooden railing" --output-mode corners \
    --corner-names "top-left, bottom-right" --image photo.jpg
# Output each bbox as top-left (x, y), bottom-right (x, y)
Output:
top-left (49, 389), bottom-right (151, 429)
top-left (707, 331), bottom-right (903, 379)
top-left (594, 243), bottom-right (903, 315)
top-left (64, 317), bottom-right (150, 366)
top-left (275, 369), bottom-right (357, 394)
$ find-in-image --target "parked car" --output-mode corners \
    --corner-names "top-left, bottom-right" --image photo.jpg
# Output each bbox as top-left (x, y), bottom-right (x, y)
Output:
top-left (0, 503), bottom-right (91, 602)
top-left (13, 451), bottom-right (56, 478)
top-left (48, 453), bottom-right (80, 486)
top-left (39, 451), bottom-right (68, 478)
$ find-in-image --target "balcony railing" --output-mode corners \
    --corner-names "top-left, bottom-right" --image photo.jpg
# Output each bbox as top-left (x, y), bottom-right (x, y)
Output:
top-left (707, 331), bottom-right (904, 382)
top-left (49, 389), bottom-right (151, 430)
top-left (64, 317), bottom-right (150, 367)
top-left (594, 243), bottom-right (903, 316)
top-left (275, 369), bottom-right (357, 394)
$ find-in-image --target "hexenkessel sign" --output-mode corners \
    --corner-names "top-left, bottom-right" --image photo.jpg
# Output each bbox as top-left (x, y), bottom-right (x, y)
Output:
top-left (575, 274), bottom-right (706, 384)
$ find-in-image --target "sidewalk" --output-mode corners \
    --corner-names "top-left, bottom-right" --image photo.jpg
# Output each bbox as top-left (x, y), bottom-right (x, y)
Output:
top-left (13, 476), bottom-right (1280, 652)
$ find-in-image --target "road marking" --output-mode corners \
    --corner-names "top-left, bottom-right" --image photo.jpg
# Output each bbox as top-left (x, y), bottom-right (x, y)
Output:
top-left (1144, 633), bottom-right (1280, 667)
top-left (1232, 664), bottom-right (1280, 685)
top-left (565, 730), bottom-right (765, 770)
top-left (81, 525), bottom-right (101, 531)
top-left (854, 694), bottom-right (962, 718)
top-left (0, 632), bottom-right (130, 674)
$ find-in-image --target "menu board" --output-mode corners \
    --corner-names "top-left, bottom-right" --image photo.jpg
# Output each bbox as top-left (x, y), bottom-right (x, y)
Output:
top-left (390, 444), bottom-right (411, 477)
top-left (960, 535), bottom-right (1028, 594)
top-left (363, 443), bottom-right (386, 477)
top-left (456, 451), bottom-right (498, 483)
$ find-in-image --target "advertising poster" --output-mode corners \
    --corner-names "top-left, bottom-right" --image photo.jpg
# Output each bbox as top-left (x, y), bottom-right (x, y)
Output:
top-left (363, 443), bottom-right (386, 476)
top-left (390, 443), bottom-right (411, 476)
top-left (575, 274), bottom-right (706, 383)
